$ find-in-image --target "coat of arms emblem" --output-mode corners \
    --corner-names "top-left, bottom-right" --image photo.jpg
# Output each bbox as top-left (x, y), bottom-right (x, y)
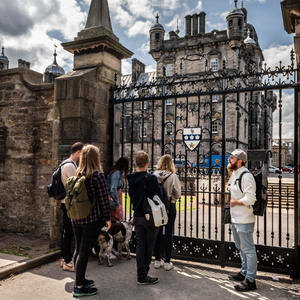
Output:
top-left (183, 127), bottom-right (202, 151)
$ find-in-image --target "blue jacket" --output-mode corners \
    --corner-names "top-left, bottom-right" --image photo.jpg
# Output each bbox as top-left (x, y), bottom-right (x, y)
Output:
top-left (106, 170), bottom-right (123, 207)
top-left (127, 171), bottom-right (162, 217)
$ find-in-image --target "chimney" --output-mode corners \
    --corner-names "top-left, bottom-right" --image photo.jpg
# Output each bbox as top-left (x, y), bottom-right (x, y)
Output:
top-left (185, 15), bottom-right (191, 36)
top-left (132, 58), bottom-right (145, 83)
top-left (199, 12), bottom-right (206, 34)
top-left (192, 13), bottom-right (198, 36)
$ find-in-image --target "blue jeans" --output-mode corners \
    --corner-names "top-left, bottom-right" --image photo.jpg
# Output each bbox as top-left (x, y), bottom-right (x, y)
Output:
top-left (154, 202), bottom-right (176, 263)
top-left (232, 223), bottom-right (257, 282)
top-left (133, 216), bottom-right (158, 281)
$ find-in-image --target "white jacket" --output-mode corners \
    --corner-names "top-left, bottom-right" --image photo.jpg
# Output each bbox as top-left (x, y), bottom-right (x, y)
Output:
top-left (229, 166), bottom-right (256, 224)
top-left (153, 170), bottom-right (181, 203)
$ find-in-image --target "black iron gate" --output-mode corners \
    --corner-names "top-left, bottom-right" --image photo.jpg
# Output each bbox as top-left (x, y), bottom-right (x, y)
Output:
top-left (111, 51), bottom-right (299, 278)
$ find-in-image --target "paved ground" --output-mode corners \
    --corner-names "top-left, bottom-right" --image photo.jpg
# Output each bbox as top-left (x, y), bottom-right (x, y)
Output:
top-left (0, 252), bottom-right (299, 300)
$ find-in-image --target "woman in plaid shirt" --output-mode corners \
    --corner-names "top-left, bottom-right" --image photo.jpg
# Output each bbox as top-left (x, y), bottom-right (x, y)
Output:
top-left (72, 144), bottom-right (111, 297)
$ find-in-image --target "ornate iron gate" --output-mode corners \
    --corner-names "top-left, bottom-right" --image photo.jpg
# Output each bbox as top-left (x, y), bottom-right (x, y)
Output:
top-left (111, 51), bottom-right (299, 278)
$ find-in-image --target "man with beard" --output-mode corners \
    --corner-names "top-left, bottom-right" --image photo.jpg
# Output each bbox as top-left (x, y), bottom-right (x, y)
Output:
top-left (226, 149), bottom-right (258, 292)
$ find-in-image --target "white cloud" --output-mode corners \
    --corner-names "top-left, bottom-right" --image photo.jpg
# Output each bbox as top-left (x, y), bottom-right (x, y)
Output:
top-left (263, 44), bottom-right (294, 69)
top-left (272, 91), bottom-right (294, 139)
top-left (128, 20), bottom-right (153, 37)
top-left (145, 64), bottom-right (156, 72)
top-left (139, 41), bottom-right (150, 54)
top-left (122, 59), bottom-right (132, 75)
top-left (0, 0), bottom-right (86, 73)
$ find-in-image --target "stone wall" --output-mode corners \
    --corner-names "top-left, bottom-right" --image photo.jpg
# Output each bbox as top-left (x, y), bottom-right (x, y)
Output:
top-left (0, 68), bottom-right (54, 236)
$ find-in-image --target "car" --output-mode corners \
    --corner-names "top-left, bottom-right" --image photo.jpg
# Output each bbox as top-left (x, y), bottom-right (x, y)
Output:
top-left (269, 166), bottom-right (280, 173)
top-left (174, 159), bottom-right (191, 168)
top-left (278, 166), bottom-right (293, 173)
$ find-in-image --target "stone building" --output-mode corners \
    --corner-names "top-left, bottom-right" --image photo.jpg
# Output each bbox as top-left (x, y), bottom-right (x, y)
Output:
top-left (119, 0), bottom-right (276, 165)
top-left (0, 0), bottom-right (132, 245)
top-left (0, 46), bottom-right (9, 70)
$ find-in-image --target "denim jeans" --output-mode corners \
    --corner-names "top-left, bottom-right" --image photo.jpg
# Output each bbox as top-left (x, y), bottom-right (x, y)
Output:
top-left (133, 216), bottom-right (158, 281)
top-left (154, 202), bottom-right (176, 263)
top-left (61, 203), bottom-right (74, 264)
top-left (72, 218), bottom-right (105, 286)
top-left (232, 223), bottom-right (257, 282)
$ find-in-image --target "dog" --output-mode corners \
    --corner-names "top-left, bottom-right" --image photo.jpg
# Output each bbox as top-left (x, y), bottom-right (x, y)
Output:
top-left (96, 227), bottom-right (114, 267)
top-left (108, 220), bottom-right (134, 260)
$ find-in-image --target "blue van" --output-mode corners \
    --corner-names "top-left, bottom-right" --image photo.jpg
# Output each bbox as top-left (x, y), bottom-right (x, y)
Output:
top-left (192, 155), bottom-right (230, 169)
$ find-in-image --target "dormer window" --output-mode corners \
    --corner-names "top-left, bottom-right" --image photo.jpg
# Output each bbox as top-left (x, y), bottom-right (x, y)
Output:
top-left (166, 64), bottom-right (174, 76)
top-left (210, 58), bottom-right (218, 72)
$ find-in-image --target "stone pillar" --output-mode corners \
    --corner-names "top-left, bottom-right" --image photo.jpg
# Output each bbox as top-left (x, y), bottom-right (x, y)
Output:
top-left (281, 0), bottom-right (300, 278)
top-left (49, 0), bottom-right (133, 247)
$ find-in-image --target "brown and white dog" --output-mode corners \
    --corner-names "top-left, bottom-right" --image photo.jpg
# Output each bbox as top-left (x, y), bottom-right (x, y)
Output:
top-left (108, 220), bottom-right (134, 260)
top-left (97, 228), bottom-right (114, 267)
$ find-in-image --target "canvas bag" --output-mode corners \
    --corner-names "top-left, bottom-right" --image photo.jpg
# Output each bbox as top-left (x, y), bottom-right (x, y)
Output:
top-left (143, 174), bottom-right (168, 229)
top-left (65, 174), bottom-right (98, 219)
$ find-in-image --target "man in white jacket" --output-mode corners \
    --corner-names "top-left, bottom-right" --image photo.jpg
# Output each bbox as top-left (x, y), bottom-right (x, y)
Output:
top-left (226, 149), bottom-right (257, 292)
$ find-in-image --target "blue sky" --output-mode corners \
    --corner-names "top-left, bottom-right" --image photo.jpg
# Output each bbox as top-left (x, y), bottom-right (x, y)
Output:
top-left (0, 0), bottom-right (296, 138)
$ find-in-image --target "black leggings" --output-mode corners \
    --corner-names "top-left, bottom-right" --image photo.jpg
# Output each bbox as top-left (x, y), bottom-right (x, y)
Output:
top-left (72, 218), bottom-right (105, 286)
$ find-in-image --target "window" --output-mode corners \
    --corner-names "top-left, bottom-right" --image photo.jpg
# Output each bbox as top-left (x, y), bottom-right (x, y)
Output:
top-left (140, 101), bottom-right (147, 109)
top-left (155, 33), bottom-right (160, 40)
top-left (166, 99), bottom-right (173, 105)
top-left (0, 63), bottom-right (3, 69)
top-left (289, 149), bottom-right (292, 155)
top-left (229, 20), bottom-right (232, 27)
top-left (210, 58), bottom-right (218, 71)
top-left (139, 123), bottom-right (147, 138)
top-left (165, 123), bottom-right (173, 135)
top-left (166, 64), bottom-right (174, 76)
top-left (212, 95), bottom-right (218, 102)
top-left (212, 119), bottom-right (218, 133)
top-left (289, 142), bottom-right (293, 147)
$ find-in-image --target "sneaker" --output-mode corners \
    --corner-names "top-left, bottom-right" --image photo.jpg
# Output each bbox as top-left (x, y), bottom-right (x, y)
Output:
top-left (72, 285), bottom-right (98, 297)
top-left (228, 272), bottom-right (245, 281)
top-left (101, 252), bottom-right (117, 260)
top-left (60, 259), bottom-right (64, 267)
top-left (154, 260), bottom-right (164, 269)
top-left (164, 262), bottom-right (174, 271)
top-left (83, 279), bottom-right (94, 287)
top-left (137, 276), bottom-right (159, 285)
top-left (111, 248), bottom-right (118, 256)
top-left (62, 261), bottom-right (75, 272)
top-left (234, 279), bottom-right (257, 292)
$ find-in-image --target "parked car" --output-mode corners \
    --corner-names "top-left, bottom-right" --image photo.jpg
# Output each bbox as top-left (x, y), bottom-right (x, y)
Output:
top-left (278, 166), bottom-right (293, 173)
top-left (174, 159), bottom-right (192, 168)
top-left (269, 166), bottom-right (280, 173)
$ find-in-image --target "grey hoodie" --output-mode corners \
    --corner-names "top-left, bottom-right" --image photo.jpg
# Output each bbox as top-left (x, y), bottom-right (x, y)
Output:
top-left (153, 170), bottom-right (181, 203)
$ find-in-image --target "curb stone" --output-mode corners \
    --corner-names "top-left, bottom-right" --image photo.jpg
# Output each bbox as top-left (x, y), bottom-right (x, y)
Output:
top-left (0, 250), bottom-right (62, 280)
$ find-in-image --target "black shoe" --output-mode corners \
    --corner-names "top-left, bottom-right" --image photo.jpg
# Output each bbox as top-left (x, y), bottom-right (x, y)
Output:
top-left (72, 285), bottom-right (98, 297)
top-left (234, 279), bottom-right (257, 292)
top-left (228, 272), bottom-right (245, 281)
top-left (83, 279), bottom-right (94, 287)
top-left (137, 276), bottom-right (159, 285)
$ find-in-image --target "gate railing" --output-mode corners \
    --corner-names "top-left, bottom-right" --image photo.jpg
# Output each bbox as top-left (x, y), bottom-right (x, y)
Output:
top-left (111, 50), bottom-right (299, 278)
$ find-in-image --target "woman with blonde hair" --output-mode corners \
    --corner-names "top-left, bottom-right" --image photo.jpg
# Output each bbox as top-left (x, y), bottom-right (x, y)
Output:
top-left (71, 144), bottom-right (111, 297)
top-left (153, 154), bottom-right (181, 271)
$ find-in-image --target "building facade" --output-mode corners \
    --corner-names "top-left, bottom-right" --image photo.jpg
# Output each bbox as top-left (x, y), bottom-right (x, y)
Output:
top-left (119, 1), bottom-right (276, 166)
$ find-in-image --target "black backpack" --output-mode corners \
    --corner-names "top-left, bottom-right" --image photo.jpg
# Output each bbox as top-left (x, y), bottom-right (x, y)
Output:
top-left (236, 170), bottom-right (268, 216)
top-left (47, 161), bottom-right (76, 200)
top-left (159, 173), bottom-right (172, 210)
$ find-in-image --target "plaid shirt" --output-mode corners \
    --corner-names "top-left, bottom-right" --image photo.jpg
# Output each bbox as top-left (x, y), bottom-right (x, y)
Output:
top-left (72, 171), bottom-right (111, 225)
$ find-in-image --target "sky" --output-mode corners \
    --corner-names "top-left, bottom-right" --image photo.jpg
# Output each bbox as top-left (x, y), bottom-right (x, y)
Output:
top-left (0, 0), bottom-right (296, 138)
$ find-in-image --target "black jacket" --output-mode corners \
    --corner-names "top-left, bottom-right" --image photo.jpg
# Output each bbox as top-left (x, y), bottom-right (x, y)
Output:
top-left (127, 171), bottom-right (162, 217)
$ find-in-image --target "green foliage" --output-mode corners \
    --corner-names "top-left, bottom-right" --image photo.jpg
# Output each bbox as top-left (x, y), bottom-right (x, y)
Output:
top-left (0, 246), bottom-right (34, 259)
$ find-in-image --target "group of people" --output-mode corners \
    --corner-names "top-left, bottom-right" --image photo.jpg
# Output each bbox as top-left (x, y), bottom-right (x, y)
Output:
top-left (58, 143), bottom-right (258, 297)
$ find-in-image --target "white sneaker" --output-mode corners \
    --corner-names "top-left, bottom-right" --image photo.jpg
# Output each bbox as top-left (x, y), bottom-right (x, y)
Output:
top-left (63, 261), bottom-right (75, 272)
top-left (164, 262), bottom-right (173, 271)
top-left (154, 260), bottom-right (164, 269)
top-left (101, 252), bottom-right (117, 260)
